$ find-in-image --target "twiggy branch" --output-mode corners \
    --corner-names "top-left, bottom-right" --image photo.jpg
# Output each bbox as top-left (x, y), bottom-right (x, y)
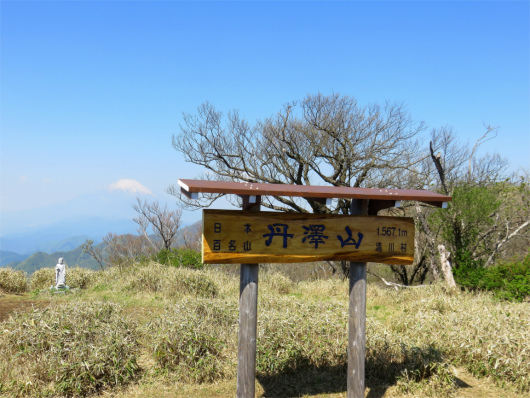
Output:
top-left (367, 269), bottom-right (432, 290)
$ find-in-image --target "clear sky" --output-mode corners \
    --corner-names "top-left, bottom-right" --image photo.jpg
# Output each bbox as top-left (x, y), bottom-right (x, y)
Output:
top-left (1, 1), bottom-right (529, 220)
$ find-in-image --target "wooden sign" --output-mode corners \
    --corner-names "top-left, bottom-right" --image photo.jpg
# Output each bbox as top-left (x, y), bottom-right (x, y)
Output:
top-left (202, 210), bottom-right (414, 265)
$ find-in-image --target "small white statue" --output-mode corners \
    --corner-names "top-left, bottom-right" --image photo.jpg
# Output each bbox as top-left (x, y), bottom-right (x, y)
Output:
top-left (55, 257), bottom-right (66, 289)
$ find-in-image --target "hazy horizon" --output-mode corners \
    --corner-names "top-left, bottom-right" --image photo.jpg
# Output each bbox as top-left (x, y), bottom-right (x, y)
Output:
top-left (2, 1), bottom-right (529, 228)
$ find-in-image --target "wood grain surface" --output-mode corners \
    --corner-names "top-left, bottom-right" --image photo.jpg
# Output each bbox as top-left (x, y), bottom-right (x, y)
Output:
top-left (202, 210), bottom-right (414, 265)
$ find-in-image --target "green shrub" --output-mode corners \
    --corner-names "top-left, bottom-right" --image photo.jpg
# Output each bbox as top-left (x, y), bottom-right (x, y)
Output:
top-left (0, 300), bottom-right (139, 397)
top-left (479, 255), bottom-right (530, 302)
top-left (454, 253), bottom-right (530, 302)
top-left (0, 268), bottom-right (28, 294)
top-left (153, 248), bottom-right (203, 269)
top-left (453, 250), bottom-right (486, 289)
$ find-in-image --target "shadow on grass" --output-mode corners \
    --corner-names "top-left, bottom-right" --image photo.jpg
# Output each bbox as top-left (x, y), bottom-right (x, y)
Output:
top-left (257, 363), bottom-right (346, 398)
top-left (256, 343), bottom-right (457, 398)
top-left (256, 357), bottom-right (405, 398)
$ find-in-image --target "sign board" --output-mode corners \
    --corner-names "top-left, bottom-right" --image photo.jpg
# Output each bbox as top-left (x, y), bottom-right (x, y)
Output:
top-left (202, 210), bottom-right (415, 265)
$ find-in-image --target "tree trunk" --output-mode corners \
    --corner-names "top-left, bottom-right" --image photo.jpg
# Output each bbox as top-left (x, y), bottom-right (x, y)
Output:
top-left (415, 203), bottom-right (441, 282)
top-left (438, 244), bottom-right (456, 289)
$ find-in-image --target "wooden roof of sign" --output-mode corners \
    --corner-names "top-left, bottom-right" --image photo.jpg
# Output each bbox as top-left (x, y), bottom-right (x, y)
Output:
top-left (178, 179), bottom-right (451, 214)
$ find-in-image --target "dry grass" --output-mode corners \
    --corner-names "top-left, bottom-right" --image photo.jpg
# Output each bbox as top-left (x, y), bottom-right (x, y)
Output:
top-left (1, 264), bottom-right (528, 397)
top-left (144, 298), bottom-right (238, 383)
top-left (0, 268), bottom-right (28, 294)
top-left (0, 300), bottom-right (139, 397)
top-left (92, 262), bottom-right (219, 299)
top-left (68, 267), bottom-right (98, 289)
top-left (30, 267), bottom-right (98, 291)
top-left (384, 286), bottom-right (530, 393)
top-left (29, 267), bottom-right (55, 290)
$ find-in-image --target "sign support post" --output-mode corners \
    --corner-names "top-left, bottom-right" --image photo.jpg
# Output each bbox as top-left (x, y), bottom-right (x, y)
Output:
top-left (181, 178), bottom-right (451, 398)
top-left (348, 199), bottom-right (368, 398)
top-left (237, 195), bottom-right (261, 398)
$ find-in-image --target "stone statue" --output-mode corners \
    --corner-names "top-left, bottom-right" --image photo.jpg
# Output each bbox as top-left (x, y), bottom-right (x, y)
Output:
top-left (55, 257), bottom-right (66, 289)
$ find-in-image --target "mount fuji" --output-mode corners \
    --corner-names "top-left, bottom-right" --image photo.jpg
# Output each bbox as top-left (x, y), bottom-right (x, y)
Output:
top-left (0, 179), bottom-right (180, 256)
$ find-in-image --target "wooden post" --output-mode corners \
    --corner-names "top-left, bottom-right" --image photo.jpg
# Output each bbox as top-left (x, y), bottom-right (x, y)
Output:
top-left (348, 199), bottom-right (368, 398)
top-left (237, 195), bottom-right (261, 398)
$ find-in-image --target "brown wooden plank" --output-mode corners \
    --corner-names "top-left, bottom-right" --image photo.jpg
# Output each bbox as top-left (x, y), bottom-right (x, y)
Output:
top-left (202, 210), bottom-right (414, 265)
top-left (180, 179), bottom-right (451, 203)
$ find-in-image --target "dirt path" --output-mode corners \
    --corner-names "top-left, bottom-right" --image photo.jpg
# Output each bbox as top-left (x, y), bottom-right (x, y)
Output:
top-left (0, 294), bottom-right (46, 322)
top-left (450, 368), bottom-right (523, 398)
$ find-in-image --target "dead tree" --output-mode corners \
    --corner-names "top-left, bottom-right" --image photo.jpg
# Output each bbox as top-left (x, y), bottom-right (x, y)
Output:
top-left (133, 198), bottom-right (182, 251)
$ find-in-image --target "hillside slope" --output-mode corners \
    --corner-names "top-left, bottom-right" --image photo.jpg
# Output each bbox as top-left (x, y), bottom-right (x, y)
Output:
top-left (3, 221), bottom-right (202, 274)
top-left (0, 251), bottom-right (29, 267)
top-left (12, 246), bottom-right (103, 274)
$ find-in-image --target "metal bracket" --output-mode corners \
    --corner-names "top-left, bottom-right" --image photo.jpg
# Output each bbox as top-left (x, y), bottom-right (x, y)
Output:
top-left (240, 195), bottom-right (262, 211)
top-left (180, 187), bottom-right (199, 200)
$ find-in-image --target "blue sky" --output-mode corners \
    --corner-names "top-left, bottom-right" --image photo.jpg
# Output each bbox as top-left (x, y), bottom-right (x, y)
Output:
top-left (1, 1), bottom-right (529, 224)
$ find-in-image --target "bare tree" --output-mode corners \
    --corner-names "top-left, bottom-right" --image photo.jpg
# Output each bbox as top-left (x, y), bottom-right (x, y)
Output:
top-left (80, 239), bottom-right (105, 271)
top-left (419, 127), bottom-right (529, 275)
top-left (132, 198), bottom-right (182, 251)
top-left (168, 93), bottom-right (527, 282)
top-left (81, 233), bottom-right (154, 271)
top-left (103, 233), bottom-right (154, 268)
top-left (482, 174), bottom-right (530, 266)
top-left (182, 223), bottom-right (202, 251)
top-left (81, 200), bottom-right (183, 271)
top-left (168, 93), bottom-right (427, 216)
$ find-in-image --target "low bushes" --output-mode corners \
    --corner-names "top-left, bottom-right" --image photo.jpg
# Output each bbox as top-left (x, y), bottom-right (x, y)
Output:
top-left (1, 264), bottom-right (529, 396)
top-left (0, 268), bottom-right (27, 294)
top-left (389, 285), bottom-right (530, 394)
top-left (260, 270), bottom-right (294, 295)
top-left (256, 297), bottom-right (347, 374)
top-left (29, 267), bottom-right (55, 290)
top-left (29, 267), bottom-right (97, 291)
top-left (67, 267), bottom-right (97, 289)
top-left (0, 300), bottom-right (139, 397)
top-left (455, 254), bottom-right (530, 302)
top-left (153, 248), bottom-right (203, 269)
top-left (145, 298), bottom-right (237, 383)
top-left (122, 262), bottom-right (218, 298)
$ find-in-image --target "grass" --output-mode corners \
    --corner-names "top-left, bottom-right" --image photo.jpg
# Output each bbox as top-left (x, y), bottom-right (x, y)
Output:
top-left (0, 268), bottom-right (28, 294)
top-left (0, 300), bottom-right (139, 397)
top-left (1, 263), bottom-right (529, 397)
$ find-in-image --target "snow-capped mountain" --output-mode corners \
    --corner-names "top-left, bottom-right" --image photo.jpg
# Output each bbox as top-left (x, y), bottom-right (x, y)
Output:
top-left (0, 179), bottom-right (181, 255)
top-left (107, 179), bottom-right (154, 195)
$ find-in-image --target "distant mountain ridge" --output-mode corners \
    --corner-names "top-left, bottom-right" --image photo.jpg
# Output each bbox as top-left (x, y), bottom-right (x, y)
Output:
top-left (1, 221), bottom-right (202, 274)
top-left (0, 178), bottom-right (199, 272)
top-left (0, 250), bottom-right (29, 267)
top-left (0, 178), bottom-right (165, 235)
top-left (5, 244), bottom-right (104, 274)
top-left (0, 178), bottom-right (191, 255)
top-left (0, 217), bottom-right (137, 255)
